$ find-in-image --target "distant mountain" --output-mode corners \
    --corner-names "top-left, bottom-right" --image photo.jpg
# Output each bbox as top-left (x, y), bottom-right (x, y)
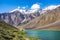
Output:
top-left (0, 7), bottom-right (41, 27)
top-left (21, 6), bottom-right (60, 30)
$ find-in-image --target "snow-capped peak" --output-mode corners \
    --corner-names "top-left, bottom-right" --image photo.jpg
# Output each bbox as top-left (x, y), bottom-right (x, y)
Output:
top-left (10, 6), bottom-right (41, 14)
top-left (43, 5), bottom-right (60, 10)
top-left (10, 7), bottom-right (21, 12)
top-left (10, 7), bottom-right (28, 14)
top-left (41, 5), bottom-right (60, 14)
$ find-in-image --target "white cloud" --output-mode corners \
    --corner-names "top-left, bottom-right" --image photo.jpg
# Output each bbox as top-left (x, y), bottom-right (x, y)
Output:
top-left (23, 7), bottom-right (26, 9)
top-left (43, 5), bottom-right (60, 10)
top-left (17, 6), bottom-right (20, 9)
top-left (31, 4), bottom-right (40, 9)
top-left (29, 3), bottom-right (40, 13)
top-left (22, 7), bottom-right (26, 9)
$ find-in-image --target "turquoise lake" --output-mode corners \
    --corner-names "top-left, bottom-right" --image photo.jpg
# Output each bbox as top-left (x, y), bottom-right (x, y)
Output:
top-left (25, 30), bottom-right (60, 40)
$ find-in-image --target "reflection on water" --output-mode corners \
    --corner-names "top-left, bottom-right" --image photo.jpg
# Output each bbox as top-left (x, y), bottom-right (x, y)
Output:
top-left (25, 30), bottom-right (60, 40)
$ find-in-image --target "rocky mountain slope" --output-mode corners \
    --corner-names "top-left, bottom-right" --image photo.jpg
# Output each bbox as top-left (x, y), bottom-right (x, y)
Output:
top-left (0, 8), bottom-right (41, 26)
top-left (21, 6), bottom-right (60, 30)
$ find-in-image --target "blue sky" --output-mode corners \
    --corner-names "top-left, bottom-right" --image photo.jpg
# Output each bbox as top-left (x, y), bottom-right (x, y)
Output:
top-left (0, 0), bottom-right (60, 13)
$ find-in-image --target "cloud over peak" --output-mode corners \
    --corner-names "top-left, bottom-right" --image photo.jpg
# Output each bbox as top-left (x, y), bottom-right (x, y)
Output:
top-left (31, 3), bottom-right (40, 9)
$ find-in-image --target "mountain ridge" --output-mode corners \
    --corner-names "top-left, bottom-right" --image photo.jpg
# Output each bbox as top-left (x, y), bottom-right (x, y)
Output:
top-left (0, 8), bottom-right (41, 26)
top-left (20, 6), bottom-right (60, 30)
top-left (0, 6), bottom-right (60, 30)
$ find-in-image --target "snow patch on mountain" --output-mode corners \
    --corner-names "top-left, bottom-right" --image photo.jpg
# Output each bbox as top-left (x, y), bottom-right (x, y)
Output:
top-left (43, 5), bottom-right (60, 10)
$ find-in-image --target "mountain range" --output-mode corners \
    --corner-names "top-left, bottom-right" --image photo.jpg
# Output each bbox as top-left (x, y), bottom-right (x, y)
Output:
top-left (22, 6), bottom-right (60, 30)
top-left (0, 7), bottom-right (41, 27)
top-left (0, 6), bottom-right (60, 30)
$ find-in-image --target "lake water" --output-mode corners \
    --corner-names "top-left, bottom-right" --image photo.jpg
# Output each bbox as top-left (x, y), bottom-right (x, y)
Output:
top-left (25, 30), bottom-right (60, 40)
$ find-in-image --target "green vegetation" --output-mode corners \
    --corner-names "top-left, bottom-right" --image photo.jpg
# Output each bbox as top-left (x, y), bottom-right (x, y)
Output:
top-left (0, 21), bottom-right (40, 40)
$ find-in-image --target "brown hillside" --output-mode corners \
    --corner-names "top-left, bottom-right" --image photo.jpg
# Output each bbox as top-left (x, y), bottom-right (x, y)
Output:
top-left (21, 6), bottom-right (60, 30)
